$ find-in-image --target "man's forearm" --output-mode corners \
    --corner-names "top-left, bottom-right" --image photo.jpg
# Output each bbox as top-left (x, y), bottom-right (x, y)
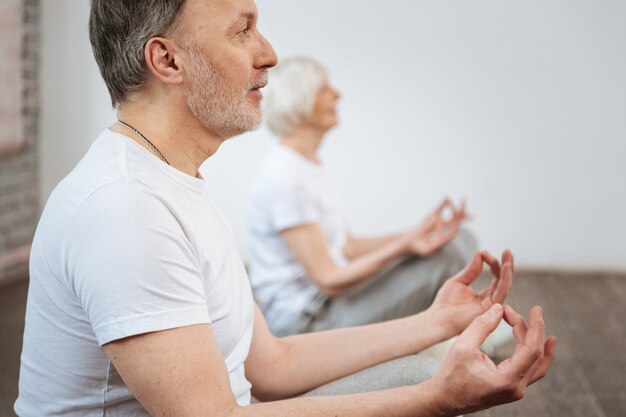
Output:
top-left (256, 309), bottom-right (449, 400)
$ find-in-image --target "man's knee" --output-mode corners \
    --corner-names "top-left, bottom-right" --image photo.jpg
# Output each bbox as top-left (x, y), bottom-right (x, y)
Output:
top-left (302, 355), bottom-right (440, 397)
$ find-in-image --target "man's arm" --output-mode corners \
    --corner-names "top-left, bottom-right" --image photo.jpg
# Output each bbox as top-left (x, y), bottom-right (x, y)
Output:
top-left (245, 304), bottom-right (448, 401)
top-left (103, 325), bottom-right (444, 416)
top-left (103, 324), bottom-right (237, 416)
top-left (103, 304), bottom-right (554, 417)
top-left (246, 250), bottom-right (512, 400)
top-left (102, 250), bottom-right (555, 416)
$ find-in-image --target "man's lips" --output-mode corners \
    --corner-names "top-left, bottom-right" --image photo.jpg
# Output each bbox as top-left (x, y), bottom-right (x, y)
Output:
top-left (250, 82), bottom-right (267, 91)
top-left (248, 82), bottom-right (267, 100)
top-left (248, 87), bottom-right (263, 99)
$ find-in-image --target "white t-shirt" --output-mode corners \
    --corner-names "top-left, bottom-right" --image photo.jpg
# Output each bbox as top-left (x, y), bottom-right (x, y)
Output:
top-left (247, 145), bottom-right (348, 332)
top-left (15, 130), bottom-right (254, 416)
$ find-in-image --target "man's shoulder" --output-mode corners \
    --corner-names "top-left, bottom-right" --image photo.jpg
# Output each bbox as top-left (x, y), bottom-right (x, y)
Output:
top-left (42, 132), bottom-right (166, 232)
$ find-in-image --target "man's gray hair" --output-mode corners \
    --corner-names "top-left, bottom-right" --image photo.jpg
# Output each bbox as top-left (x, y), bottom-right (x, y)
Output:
top-left (89, 0), bottom-right (187, 107)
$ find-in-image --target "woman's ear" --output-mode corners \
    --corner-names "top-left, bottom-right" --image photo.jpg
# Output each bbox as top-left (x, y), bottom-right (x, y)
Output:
top-left (144, 37), bottom-right (184, 85)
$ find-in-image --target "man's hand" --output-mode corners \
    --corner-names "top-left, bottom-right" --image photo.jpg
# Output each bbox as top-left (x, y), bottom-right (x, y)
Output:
top-left (428, 250), bottom-right (514, 338)
top-left (407, 198), bottom-right (468, 257)
top-left (430, 304), bottom-right (557, 415)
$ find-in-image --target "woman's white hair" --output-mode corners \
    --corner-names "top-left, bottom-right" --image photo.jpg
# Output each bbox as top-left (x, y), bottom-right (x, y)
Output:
top-left (264, 56), bottom-right (327, 137)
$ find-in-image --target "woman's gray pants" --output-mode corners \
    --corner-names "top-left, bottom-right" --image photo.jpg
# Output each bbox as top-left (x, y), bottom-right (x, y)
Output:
top-left (274, 229), bottom-right (478, 336)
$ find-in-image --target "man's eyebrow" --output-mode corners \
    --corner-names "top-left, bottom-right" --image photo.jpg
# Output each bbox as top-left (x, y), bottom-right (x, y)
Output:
top-left (225, 10), bottom-right (257, 33)
top-left (234, 10), bottom-right (257, 25)
top-left (239, 10), bottom-right (257, 21)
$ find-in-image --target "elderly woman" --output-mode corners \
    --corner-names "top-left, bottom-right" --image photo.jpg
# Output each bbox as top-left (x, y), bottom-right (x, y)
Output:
top-left (247, 57), bottom-right (477, 337)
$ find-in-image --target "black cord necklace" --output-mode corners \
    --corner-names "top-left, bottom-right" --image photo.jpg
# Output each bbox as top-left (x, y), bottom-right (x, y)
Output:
top-left (118, 120), bottom-right (170, 165)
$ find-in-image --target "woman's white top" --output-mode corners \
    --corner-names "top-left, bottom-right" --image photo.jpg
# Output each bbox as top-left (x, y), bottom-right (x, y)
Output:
top-left (247, 145), bottom-right (348, 332)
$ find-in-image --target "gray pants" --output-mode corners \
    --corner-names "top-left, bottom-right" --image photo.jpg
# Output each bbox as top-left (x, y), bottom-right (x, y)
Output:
top-left (275, 229), bottom-right (477, 337)
top-left (302, 354), bottom-right (440, 397)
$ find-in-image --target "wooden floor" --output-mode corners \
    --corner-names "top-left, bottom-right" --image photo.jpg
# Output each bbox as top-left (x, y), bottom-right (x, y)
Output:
top-left (468, 272), bottom-right (626, 417)
top-left (1, 272), bottom-right (625, 416)
top-left (0, 278), bottom-right (27, 417)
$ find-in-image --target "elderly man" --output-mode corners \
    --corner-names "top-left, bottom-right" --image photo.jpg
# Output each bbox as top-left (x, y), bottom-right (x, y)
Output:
top-left (15, 0), bottom-right (555, 416)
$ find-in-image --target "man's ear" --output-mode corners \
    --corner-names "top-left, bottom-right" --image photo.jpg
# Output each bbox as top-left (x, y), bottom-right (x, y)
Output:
top-left (144, 37), bottom-right (184, 85)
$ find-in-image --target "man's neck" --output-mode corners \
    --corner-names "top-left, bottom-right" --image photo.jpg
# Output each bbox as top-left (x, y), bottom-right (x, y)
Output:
top-left (114, 100), bottom-right (226, 178)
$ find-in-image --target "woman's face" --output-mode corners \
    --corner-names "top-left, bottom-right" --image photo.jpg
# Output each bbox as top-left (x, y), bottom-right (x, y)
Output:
top-left (308, 82), bottom-right (341, 132)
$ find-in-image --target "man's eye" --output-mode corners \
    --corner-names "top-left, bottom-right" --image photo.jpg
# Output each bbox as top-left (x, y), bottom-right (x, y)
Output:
top-left (240, 27), bottom-right (250, 36)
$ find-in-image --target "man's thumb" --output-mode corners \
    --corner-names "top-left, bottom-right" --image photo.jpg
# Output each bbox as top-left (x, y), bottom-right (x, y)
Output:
top-left (457, 304), bottom-right (503, 349)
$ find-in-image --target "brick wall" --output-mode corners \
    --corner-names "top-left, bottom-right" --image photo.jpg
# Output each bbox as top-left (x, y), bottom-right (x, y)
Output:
top-left (0, 0), bottom-right (40, 285)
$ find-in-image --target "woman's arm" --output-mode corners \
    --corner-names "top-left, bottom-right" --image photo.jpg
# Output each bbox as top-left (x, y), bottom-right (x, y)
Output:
top-left (282, 222), bottom-right (410, 297)
top-left (282, 199), bottom-right (464, 297)
top-left (343, 231), bottom-right (404, 260)
top-left (343, 198), bottom-right (469, 261)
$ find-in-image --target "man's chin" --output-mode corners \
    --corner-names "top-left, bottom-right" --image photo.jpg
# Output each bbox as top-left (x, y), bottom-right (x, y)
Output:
top-left (247, 117), bottom-right (263, 132)
top-left (240, 107), bottom-right (264, 132)
top-left (220, 114), bottom-right (263, 139)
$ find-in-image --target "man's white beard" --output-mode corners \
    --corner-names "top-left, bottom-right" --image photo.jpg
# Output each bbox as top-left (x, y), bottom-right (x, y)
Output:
top-left (185, 47), bottom-right (265, 138)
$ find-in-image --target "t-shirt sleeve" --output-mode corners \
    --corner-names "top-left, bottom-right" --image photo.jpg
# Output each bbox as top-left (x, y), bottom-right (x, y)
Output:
top-left (270, 180), bottom-right (321, 231)
top-left (64, 180), bottom-right (211, 346)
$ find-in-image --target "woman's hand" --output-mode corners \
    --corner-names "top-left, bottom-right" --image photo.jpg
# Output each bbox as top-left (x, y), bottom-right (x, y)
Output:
top-left (428, 250), bottom-right (514, 338)
top-left (406, 198), bottom-right (468, 257)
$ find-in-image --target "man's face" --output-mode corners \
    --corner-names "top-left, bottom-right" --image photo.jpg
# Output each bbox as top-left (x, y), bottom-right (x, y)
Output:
top-left (177, 0), bottom-right (277, 137)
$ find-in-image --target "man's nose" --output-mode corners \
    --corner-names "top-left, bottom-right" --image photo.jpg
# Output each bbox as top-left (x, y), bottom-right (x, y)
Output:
top-left (255, 32), bottom-right (278, 70)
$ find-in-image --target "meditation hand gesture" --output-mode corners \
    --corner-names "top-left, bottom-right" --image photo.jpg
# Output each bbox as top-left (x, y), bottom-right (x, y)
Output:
top-left (430, 304), bottom-right (556, 415)
top-left (407, 198), bottom-right (468, 257)
top-left (429, 250), bottom-right (514, 338)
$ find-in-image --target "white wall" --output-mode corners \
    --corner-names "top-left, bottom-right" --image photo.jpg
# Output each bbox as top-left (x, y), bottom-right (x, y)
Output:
top-left (40, 1), bottom-right (115, 198)
top-left (41, 1), bottom-right (626, 271)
